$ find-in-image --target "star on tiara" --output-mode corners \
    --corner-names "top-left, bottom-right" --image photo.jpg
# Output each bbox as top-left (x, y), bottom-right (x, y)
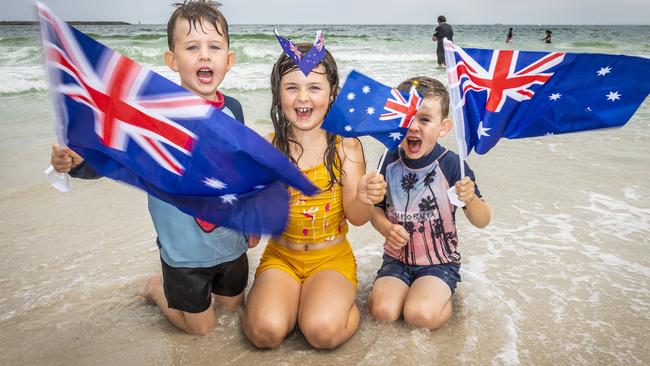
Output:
top-left (274, 29), bottom-right (327, 76)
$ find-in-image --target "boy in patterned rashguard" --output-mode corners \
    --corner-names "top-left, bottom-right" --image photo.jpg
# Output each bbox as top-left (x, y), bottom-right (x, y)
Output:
top-left (366, 76), bottom-right (491, 330)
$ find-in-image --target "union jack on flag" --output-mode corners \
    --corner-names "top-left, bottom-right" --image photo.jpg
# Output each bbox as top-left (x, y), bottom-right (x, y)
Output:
top-left (322, 70), bottom-right (422, 151)
top-left (37, 2), bottom-right (317, 235)
top-left (444, 39), bottom-right (650, 156)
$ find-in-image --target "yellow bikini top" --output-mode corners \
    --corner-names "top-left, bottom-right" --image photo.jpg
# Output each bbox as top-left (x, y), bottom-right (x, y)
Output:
top-left (280, 146), bottom-right (348, 244)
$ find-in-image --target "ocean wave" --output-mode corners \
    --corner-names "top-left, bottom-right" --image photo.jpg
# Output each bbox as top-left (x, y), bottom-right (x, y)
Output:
top-left (0, 66), bottom-right (47, 94)
top-left (87, 33), bottom-right (165, 41)
top-left (335, 51), bottom-right (435, 62)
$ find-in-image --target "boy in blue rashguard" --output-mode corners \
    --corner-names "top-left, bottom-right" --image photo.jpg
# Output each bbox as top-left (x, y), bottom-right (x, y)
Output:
top-left (50, 0), bottom-right (258, 336)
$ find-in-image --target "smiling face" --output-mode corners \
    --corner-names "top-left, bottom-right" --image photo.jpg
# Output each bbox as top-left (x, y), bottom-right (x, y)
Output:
top-left (279, 65), bottom-right (333, 132)
top-left (164, 17), bottom-right (235, 101)
top-left (401, 96), bottom-right (452, 160)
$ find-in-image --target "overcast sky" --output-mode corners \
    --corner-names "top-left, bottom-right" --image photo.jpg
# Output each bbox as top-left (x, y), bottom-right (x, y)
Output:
top-left (2, 0), bottom-right (649, 25)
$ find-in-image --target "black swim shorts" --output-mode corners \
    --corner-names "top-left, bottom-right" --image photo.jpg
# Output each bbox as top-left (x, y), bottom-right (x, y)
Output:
top-left (160, 253), bottom-right (248, 313)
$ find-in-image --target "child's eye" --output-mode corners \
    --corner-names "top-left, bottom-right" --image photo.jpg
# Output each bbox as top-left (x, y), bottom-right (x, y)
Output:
top-left (310, 86), bottom-right (322, 91)
top-left (186, 45), bottom-right (198, 51)
top-left (210, 45), bottom-right (221, 50)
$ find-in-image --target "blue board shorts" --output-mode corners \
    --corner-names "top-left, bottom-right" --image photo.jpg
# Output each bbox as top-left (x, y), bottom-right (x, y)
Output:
top-left (375, 254), bottom-right (461, 294)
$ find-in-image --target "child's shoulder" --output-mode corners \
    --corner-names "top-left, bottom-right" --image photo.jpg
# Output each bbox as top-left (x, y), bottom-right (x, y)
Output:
top-left (222, 93), bottom-right (245, 123)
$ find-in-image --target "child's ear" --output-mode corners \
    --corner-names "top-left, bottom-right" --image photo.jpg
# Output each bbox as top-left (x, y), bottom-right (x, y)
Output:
top-left (226, 51), bottom-right (236, 72)
top-left (439, 117), bottom-right (453, 137)
top-left (164, 50), bottom-right (178, 72)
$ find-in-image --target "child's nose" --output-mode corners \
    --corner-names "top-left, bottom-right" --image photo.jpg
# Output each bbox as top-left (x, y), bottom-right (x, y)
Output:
top-left (198, 47), bottom-right (210, 60)
top-left (297, 87), bottom-right (309, 101)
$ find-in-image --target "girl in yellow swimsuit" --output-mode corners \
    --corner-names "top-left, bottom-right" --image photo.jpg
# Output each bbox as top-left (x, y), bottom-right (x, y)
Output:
top-left (242, 41), bottom-right (386, 350)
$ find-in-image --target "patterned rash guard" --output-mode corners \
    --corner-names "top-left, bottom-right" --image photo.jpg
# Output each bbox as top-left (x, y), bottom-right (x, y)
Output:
top-left (377, 144), bottom-right (482, 266)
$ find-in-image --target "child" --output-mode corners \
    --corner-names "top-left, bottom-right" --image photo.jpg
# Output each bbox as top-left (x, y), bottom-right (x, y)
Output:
top-left (365, 76), bottom-right (491, 330)
top-left (241, 41), bottom-right (387, 349)
top-left (506, 27), bottom-right (514, 43)
top-left (50, 0), bottom-right (259, 336)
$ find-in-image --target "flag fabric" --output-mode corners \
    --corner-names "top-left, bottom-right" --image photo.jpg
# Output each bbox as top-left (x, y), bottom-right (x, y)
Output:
top-left (274, 29), bottom-right (326, 76)
top-left (322, 70), bottom-right (422, 150)
top-left (36, 2), bottom-right (317, 235)
top-left (444, 39), bottom-right (650, 156)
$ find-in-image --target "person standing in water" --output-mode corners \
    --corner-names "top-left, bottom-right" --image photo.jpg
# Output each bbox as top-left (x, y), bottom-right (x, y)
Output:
top-left (432, 15), bottom-right (453, 67)
top-left (506, 27), bottom-right (513, 43)
top-left (543, 29), bottom-right (552, 43)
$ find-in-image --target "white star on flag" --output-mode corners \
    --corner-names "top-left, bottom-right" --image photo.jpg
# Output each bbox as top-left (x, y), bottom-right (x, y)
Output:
top-left (347, 92), bottom-right (355, 101)
top-left (549, 93), bottom-right (561, 101)
top-left (477, 121), bottom-right (491, 139)
top-left (606, 91), bottom-right (621, 101)
top-left (203, 177), bottom-right (227, 189)
top-left (345, 125), bottom-right (352, 131)
top-left (362, 85), bottom-right (370, 94)
top-left (367, 106), bottom-right (375, 115)
top-left (349, 108), bottom-right (355, 113)
top-left (597, 66), bottom-right (612, 76)
top-left (389, 132), bottom-right (403, 141)
top-left (220, 194), bottom-right (238, 205)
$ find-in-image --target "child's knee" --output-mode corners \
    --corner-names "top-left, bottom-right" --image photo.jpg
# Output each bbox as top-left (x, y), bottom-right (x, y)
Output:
top-left (184, 316), bottom-right (214, 336)
top-left (244, 314), bottom-right (287, 349)
top-left (403, 302), bottom-right (450, 330)
top-left (367, 298), bottom-right (402, 322)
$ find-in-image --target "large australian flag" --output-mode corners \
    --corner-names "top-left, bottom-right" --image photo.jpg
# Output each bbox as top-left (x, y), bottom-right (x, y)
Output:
top-left (443, 39), bottom-right (650, 156)
top-left (36, 2), bottom-right (317, 235)
top-left (322, 70), bottom-right (422, 150)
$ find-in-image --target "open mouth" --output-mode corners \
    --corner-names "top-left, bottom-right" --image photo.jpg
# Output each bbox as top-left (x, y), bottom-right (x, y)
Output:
top-left (197, 67), bottom-right (213, 84)
top-left (295, 107), bottom-right (313, 120)
top-left (405, 136), bottom-right (422, 154)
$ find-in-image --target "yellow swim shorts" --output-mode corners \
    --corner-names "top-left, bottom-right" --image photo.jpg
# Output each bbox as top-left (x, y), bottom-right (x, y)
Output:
top-left (255, 238), bottom-right (357, 288)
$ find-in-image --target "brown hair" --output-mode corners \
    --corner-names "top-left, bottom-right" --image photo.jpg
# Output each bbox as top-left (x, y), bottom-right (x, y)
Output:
top-left (270, 42), bottom-right (344, 188)
top-left (397, 76), bottom-right (450, 118)
top-left (167, 0), bottom-right (229, 51)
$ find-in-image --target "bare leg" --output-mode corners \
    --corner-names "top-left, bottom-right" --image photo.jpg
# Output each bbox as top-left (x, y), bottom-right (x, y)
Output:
top-left (242, 269), bottom-right (301, 349)
top-left (299, 270), bottom-right (359, 349)
top-left (366, 276), bottom-right (409, 322)
top-left (137, 275), bottom-right (216, 336)
top-left (214, 292), bottom-right (244, 312)
top-left (403, 276), bottom-right (452, 330)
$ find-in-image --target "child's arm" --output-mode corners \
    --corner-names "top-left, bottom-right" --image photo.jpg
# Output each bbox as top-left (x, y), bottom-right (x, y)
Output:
top-left (455, 176), bottom-right (491, 228)
top-left (370, 207), bottom-right (410, 251)
top-left (339, 138), bottom-right (387, 226)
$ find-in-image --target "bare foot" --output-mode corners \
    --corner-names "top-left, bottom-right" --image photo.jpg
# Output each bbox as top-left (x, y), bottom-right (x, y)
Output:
top-left (137, 275), bottom-right (162, 302)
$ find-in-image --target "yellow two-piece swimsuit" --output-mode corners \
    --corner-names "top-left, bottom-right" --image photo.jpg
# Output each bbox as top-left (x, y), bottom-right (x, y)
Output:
top-left (255, 152), bottom-right (357, 287)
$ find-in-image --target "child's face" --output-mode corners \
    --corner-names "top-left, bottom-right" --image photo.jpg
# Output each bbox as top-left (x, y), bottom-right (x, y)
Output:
top-left (164, 18), bottom-right (235, 101)
top-left (279, 65), bottom-right (332, 132)
top-left (401, 96), bottom-right (451, 160)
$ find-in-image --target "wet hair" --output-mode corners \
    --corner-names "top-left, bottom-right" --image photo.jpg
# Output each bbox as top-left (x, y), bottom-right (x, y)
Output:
top-left (167, 0), bottom-right (229, 51)
top-left (397, 76), bottom-right (450, 118)
top-left (437, 15), bottom-right (447, 23)
top-left (270, 42), bottom-right (344, 188)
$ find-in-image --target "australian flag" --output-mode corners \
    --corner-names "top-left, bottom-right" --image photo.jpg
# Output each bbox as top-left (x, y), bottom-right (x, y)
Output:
top-left (36, 2), bottom-right (317, 235)
top-left (443, 39), bottom-right (650, 156)
top-left (322, 70), bottom-right (422, 150)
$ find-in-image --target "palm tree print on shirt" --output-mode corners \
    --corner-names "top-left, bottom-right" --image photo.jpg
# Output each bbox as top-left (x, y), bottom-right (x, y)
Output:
top-left (400, 172), bottom-right (418, 264)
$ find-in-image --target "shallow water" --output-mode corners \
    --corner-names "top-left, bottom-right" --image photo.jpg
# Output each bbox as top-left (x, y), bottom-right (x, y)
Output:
top-left (0, 24), bottom-right (649, 365)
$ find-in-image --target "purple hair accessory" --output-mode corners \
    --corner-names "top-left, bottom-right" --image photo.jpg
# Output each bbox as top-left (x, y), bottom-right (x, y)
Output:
top-left (274, 29), bottom-right (326, 76)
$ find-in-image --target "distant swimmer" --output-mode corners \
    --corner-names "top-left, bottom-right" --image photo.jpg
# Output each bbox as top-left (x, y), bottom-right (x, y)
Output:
top-left (543, 29), bottom-right (552, 44)
top-left (432, 15), bottom-right (453, 67)
top-left (506, 27), bottom-right (513, 43)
